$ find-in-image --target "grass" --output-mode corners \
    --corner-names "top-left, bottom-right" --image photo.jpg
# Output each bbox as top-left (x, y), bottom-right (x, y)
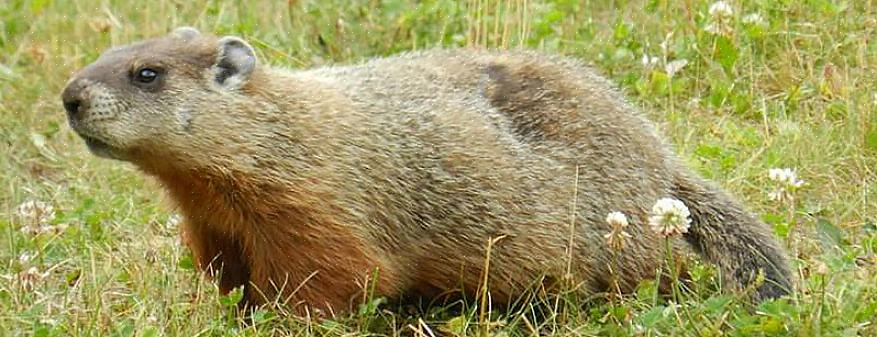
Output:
top-left (1, 0), bottom-right (876, 335)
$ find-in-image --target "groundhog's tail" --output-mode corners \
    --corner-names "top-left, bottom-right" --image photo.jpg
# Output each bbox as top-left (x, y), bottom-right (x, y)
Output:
top-left (673, 174), bottom-right (793, 302)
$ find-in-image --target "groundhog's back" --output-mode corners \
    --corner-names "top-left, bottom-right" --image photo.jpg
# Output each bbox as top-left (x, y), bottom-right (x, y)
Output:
top-left (276, 50), bottom-right (682, 297)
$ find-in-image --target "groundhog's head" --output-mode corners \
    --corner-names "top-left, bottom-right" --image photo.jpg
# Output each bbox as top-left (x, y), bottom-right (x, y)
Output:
top-left (61, 27), bottom-right (257, 162)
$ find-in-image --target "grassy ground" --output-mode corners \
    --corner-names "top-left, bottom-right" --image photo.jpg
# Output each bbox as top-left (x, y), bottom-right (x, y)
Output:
top-left (2, 0), bottom-right (876, 335)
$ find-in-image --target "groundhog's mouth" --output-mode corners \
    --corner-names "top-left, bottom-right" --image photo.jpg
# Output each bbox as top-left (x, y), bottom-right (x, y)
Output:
top-left (80, 135), bottom-right (125, 160)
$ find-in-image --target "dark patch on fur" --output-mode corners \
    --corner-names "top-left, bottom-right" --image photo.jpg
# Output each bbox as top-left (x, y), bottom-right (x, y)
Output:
top-left (484, 63), bottom-right (565, 142)
top-left (185, 222), bottom-right (251, 294)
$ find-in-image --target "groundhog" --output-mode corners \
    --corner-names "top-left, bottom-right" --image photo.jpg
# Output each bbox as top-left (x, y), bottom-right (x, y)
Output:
top-left (61, 27), bottom-right (792, 315)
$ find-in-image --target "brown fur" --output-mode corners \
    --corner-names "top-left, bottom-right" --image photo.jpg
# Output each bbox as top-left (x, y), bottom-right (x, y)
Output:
top-left (62, 28), bottom-right (792, 315)
top-left (140, 163), bottom-right (402, 314)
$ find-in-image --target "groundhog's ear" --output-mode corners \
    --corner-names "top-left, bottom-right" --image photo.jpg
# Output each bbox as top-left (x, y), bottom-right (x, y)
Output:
top-left (171, 26), bottom-right (200, 40)
top-left (213, 36), bottom-right (256, 90)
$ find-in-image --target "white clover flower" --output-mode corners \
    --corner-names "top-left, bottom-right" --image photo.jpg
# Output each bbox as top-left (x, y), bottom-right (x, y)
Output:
top-left (17, 200), bottom-right (59, 235)
top-left (767, 168), bottom-right (804, 202)
top-left (17, 200), bottom-right (55, 224)
top-left (660, 31), bottom-right (674, 54)
top-left (704, 1), bottom-right (735, 36)
top-left (768, 168), bottom-right (785, 181)
top-left (649, 198), bottom-right (692, 237)
top-left (708, 1), bottom-right (734, 18)
top-left (641, 53), bottom-right (660, 68)
top-left (604, 211), bottom-right (632, 251)
top-left (166, 214), bottom-right (183, 228)
top-left (665, 59), bottom-right (689, 77)
top-left (742, 13), bottom-right (765, 25)
top-left (18, 252), bottom-right (34, 265)
top-left (606, 211), bottom-right (629, 228)
top-left (768, 168), bottom-right (804, 188)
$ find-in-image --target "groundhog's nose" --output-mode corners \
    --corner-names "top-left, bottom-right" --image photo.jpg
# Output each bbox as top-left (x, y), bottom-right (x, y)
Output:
top-left (63, 97), bottom-right (81, 118)
top-left (61, 79), bottom-right (86, 120)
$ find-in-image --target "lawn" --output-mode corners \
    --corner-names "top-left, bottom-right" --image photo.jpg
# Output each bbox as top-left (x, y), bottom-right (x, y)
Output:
top-left (1, 0), bottom-right (876, 336)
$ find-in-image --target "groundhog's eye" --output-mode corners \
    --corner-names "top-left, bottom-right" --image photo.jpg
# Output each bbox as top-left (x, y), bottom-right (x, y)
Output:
top-left (134, 68), bottom-right (159, 84)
